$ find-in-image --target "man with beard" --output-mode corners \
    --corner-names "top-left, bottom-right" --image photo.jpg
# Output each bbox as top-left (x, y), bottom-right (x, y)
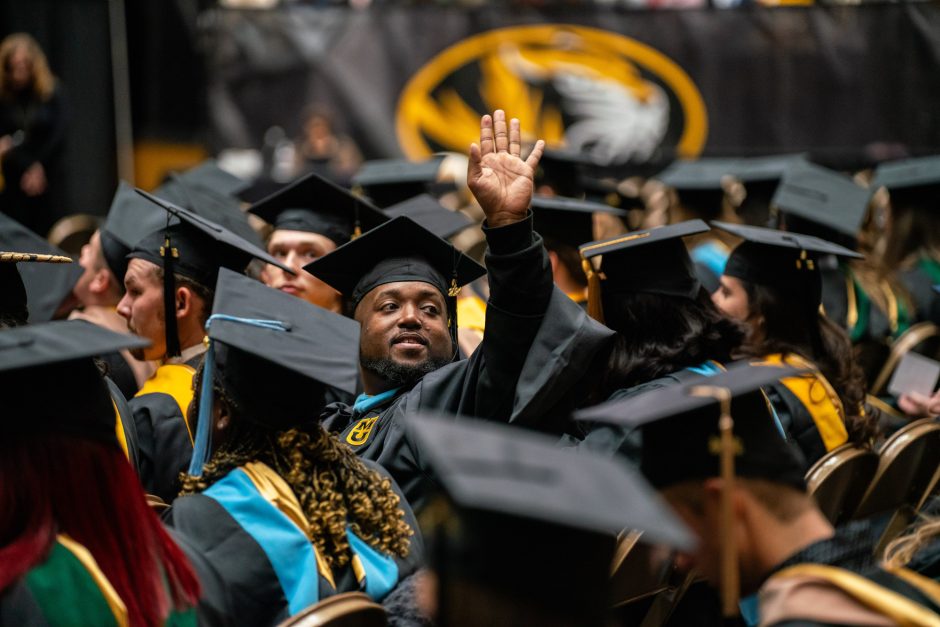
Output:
top-left (119, 193), bottom-right (291, 503)
top-left (305, 110), bottom-right (616, 512)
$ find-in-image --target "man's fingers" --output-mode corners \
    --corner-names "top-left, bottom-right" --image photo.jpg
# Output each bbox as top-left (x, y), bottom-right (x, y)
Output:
top-left (493, 109), bottom-right (508, 153)
top-left (525, 139), bottom-right (546, 170)
top-left (479, 114), bottom-right (494, 156)
top-left (509, 118), bottom-right (521, 158)
top-left (468, 143), bottom-right (482, 180)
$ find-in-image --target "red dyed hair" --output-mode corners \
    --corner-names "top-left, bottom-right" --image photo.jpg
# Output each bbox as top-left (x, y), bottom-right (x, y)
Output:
top-left (0, 434), bottom-right (200, 627)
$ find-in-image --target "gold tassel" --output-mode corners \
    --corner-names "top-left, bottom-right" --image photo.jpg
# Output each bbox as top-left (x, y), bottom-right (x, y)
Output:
top-left (582, 256), bottom-right (605, 325)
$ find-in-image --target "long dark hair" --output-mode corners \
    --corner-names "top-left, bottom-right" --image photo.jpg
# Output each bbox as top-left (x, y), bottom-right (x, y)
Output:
top-left (740, 280), bottom-right (878, 445)
top-left (598, 288), bottom-right (745, 400)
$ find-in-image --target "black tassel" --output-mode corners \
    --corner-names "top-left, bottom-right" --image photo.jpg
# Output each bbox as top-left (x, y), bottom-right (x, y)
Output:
top-left (161, 234), bottom-right (181, 358)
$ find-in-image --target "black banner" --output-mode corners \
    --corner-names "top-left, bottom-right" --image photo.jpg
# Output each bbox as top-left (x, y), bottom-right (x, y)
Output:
top-left (199, 3), bottom-right (940, 168)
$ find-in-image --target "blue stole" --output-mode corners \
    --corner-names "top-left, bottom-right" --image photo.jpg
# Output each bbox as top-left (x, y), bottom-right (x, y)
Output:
top-left (691, 240), bottom-right (730, 279)
top-left (204, 468), bottom-right (399, 615)
top-left (352, 388), bottom-right (401, 416)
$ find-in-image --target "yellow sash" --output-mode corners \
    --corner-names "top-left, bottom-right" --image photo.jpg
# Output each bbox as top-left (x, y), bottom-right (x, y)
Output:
top-left (758, 354), bottom-right (848, 452)
top-left (771, 564), bottom-right (940, 626)
top-left (135, 364), bottom-right (197, 443)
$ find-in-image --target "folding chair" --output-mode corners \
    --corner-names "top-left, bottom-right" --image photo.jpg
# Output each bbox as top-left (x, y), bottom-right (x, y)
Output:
top-left (609, 530), bottom-right (672, 609)
top-left (853, 418), bottom-right (940, 552)
top-left (805, 444), bottom-right (879, 526)
top-left (276, 592), bottom-right (387, 627)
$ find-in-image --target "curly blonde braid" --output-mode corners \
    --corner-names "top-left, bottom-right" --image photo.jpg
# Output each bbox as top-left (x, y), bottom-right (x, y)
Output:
top-left (181, 364), bottom-right (412, 569)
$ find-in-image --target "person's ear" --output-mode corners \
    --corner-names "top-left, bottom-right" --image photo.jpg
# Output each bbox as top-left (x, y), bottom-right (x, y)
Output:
top-left (176, 285), bottom-right (194, 319)
top-left (88, 268), bottom-right (111, 295)
top-left (215, 399), bottom-right (231, 434)
top-left (547, 249), bottom-right (559, 274)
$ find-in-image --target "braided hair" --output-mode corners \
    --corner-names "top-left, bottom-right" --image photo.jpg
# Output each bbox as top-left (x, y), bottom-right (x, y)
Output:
top-left (180, 362), bottom-right (412, 569)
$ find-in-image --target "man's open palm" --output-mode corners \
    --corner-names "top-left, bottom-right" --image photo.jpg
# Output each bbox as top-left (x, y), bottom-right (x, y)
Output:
top-left (468, 110), bottom-right (544, 228)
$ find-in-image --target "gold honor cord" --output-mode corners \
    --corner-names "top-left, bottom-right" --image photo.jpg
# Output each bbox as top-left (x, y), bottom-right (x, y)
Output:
top-left (0, 252), bottom-right (72, 263)
top-left (690, 385), bottom-right (739, 618)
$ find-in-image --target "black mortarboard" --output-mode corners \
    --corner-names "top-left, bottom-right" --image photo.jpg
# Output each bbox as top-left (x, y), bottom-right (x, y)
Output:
top-left (574, 361), bottom-right (807, 490)
top-left (100, 181), bottom-right (168, 282)
top-left (405, 413), bottom-right (693, 621)
top-left (188, 268), bottom-right (360, 476)
top-left (162, 159), bottom-right (250, 198)
top-left (871, 155), bottom-right (940, 212)
top-left (0, 320), bottom-right (149, 444)
top-left (731, 154), bottom-right (808, 184)
top-left (531, 194), bottom-right (629, 250)
top-left (384, 194), bottom-right (473, 241)
top-left (730, 154), bottom-right (809, 227)
top-left (578, 220), bottom-right (710, 322)
top-left (0, 213), bottom-right (81, 324)
top-left (156, 176), bottom-right (263, 249)
top-left (129, 189), bottom-right (293, 357)
top-left (304, 216), bottom-right (485, 348)
top-left (535, 148), bottom-right (597, 198)
top-left (578, 361), bottom-right (807, 619)
top-left (655, 159), bottom-right (739, 219)
top-left (352, 157), bottom-right (445, 208)
top-left (871, 155), bottom-right (940, 192)
top-left (715, 221), bottom-right (863, 306)
top-left (772, 163), bottom-right (872, 240)
top-left (248, 171), bottom-right (388, 245)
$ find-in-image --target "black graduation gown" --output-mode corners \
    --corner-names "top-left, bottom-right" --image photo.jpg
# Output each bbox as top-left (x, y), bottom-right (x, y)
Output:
top-left (320, 215), bottom-right (616, 513)
top-left (166, 460), bottom-right (423, 627)
top-left (757, 520), bottom-right (940, 625)
top-left (900, 261), bottom-right (940, 326)
top-left (131, 354), bottom-right (202, 503)
top-left (106, 376), bottom-right (140, 472)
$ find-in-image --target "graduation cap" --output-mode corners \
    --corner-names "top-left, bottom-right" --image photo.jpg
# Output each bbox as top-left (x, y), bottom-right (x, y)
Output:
top-left (730, 154), bottom-right (809, 227)
top-left (772, 163), bottom-right (872, 240)
top-left (188, 268), bottom-right (360, 477)
top-left (352, 157), bottom-right (446, 208)
top-left (156, 174), bottom-right (263, 249)
top-left (248, 171), bottom-right (388, 245)
top-left (100, 181), bottom-right (168, 282)
top-left (304, 216), bottom-right (486, 347)
top-left (161, 159), bottom-right (250, 198)
top-left (871, 155), bottom-right (940, 192)
top-left (384, 194), bottom-right (473, 240)
top-left (713, 221), bottom-right (863, 307)
top-left (0, 320), bottom-right (149, 444)
top-left (731, 154), bottom-right (808, 185)
top-left (871, 155), bottom-right (940, 211)
top-left (578, 220), bottom-right (710, 323)
top-left (531, 194), bottom-right (630, 251)
top-left (0, 212), bottom-right (81, 324)
top-left (655, 158), bottom-right (741, 219)
top-left (130, 189), bottom-right (293, 358)
top-left (404, 413), bottom-right (693, 622)
top-left (535, 149), bottom-right (597, 198)
top-left (574, 361), bottom-right (807, 619)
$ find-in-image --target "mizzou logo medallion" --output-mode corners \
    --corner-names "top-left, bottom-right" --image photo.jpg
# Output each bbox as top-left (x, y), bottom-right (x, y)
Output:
top-left (396, 24), bottom-right (707, 165)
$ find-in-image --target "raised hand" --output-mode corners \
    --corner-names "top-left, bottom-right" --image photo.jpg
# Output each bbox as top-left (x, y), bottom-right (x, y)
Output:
top-left (467, 110), bottom-right (545, 228)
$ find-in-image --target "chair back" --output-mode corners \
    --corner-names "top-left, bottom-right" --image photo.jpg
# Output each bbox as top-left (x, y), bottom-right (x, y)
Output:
top-left (853, 419), bottom-right (940, 519)
top-left (46, 213), bottom-right (101, 256)
top-left (275, 592), bottom-right (387, 627)
top-left (805, 444), bottom-right (879, 526)
top-left (609, 531), bottom-right (672, 608)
